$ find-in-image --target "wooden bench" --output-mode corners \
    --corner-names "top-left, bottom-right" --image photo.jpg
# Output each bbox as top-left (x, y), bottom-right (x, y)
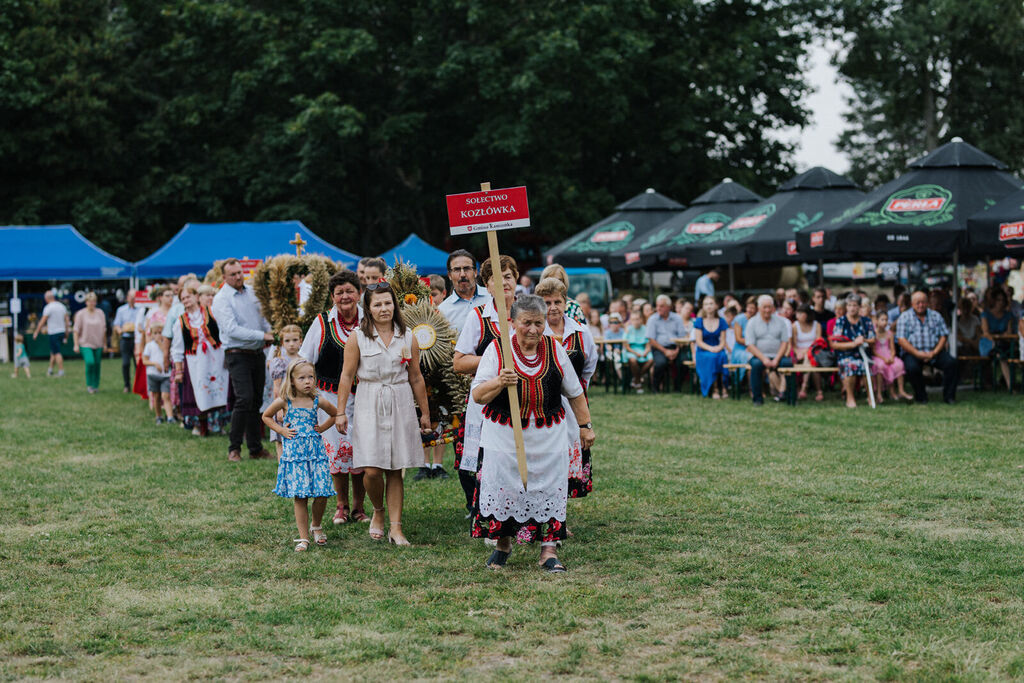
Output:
top-left (723, 363), bottom-right (750, 399)
top-left (777, 365), bottom-right (839, 405)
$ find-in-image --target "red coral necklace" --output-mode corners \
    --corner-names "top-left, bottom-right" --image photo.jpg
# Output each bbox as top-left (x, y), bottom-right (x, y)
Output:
top-left (512, 336), bottom-right (542, 369)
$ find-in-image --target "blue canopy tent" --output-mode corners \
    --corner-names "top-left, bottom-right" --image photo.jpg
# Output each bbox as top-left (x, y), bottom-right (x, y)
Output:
top-left (0, 224), bottom-right (132, 346)
top-left (378, 233), bottom-right (449, 274)
top-left (134, 221), bottom-right (359, 279)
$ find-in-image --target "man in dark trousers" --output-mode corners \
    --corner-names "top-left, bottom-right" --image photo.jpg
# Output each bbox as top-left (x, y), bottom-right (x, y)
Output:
top-left (211, 258), bottom-right (275, 461)
top-left (896, 290), bottom-right (958, 405)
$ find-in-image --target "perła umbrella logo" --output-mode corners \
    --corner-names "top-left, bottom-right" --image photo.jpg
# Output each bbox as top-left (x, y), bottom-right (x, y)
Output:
top-left (708, 203), bottom-right (776, 242)
top-left (569, 221), bottom-right (635, 252)
top-left (857, 185), bottom-right (956, 226)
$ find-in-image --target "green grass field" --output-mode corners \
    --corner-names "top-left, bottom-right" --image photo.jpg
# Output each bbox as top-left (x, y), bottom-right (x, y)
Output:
top-left (3, 359), bottom-right (1024, 680)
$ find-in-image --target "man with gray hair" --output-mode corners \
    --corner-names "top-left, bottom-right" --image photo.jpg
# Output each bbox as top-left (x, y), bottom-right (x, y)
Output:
top-left (646, 294), bottom-right (687, 393)
top-left (745, 294), bottom-right (792, 404)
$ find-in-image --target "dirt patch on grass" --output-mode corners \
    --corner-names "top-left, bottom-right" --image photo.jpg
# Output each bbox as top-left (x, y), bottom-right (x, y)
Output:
top-left (900, 519), bottom-right (1024, 543)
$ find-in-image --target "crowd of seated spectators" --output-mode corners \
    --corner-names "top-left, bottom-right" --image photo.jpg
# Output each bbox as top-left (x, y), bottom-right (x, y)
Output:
top-left (588, 281), bottom-right (1023, 406)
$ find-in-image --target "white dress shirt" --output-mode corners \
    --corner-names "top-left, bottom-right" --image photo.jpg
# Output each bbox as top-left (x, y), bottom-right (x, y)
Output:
top-left (211, 284), bottom-right (270, 350)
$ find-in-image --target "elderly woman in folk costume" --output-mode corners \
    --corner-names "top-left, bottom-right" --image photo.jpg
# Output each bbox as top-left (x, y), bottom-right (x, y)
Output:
top-left (472, 294), bottom-right (596, 572)
top-left (452, 254), bottom-right (519, 522)
top-left (299, 269), bottom-right (369, 525)
top-left (170, 282), bottom-right (228, 436)
top-left (534, 277), bottom-right (598, 500)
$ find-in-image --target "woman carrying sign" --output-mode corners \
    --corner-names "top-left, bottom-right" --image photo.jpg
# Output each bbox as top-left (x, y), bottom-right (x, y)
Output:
top-left (471, 294), bottom-right (596, 573)
top-left (452, 254), bottom-right (519, 521)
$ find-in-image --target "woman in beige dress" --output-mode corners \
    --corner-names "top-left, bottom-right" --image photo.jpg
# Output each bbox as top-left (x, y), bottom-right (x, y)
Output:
top-left (335, 280), bottom-right (431, 546)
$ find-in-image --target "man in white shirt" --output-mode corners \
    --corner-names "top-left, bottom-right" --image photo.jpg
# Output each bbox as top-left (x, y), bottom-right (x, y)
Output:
top-left (32, 290), bottom-right (70, 377)
top-left (211, 258), bottom-right (275, 462)
top-left (438, 249), bottom-right (488, 333)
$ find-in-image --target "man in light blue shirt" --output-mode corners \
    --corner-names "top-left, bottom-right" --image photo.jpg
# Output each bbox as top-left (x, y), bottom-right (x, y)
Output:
top-left (646, 295), bottom-right (687, 392)
top-left (438, 249), bottom-right (489, 332)
top-left (694, 268), bottom-right (720, 303)
top-left (112, 290), bottom-right (138, 392)
top-left (211, 258), bottom-right (274, 462)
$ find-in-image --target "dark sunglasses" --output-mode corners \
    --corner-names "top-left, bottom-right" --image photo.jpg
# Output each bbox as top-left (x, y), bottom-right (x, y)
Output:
top-left (366, 280), bottom-right (391, 291)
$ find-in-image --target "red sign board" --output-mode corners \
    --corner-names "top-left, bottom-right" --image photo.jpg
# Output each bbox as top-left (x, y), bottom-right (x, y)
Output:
top-left (809, 231), bottom-right (824, 248)
top-left (624, 252), bottom-right (640, 265)
top-left (134, 290), bottom-right (155, 306)
top-left (999, 221), bottom-right (1024, 242)
top-left (729, 214), bottom-right (768, 229)
top-left (446, 186), bottom-right (530, 236)
top-left (786, 240), bottom-right (798, 256)
top-left (888, 197), bottom-right (945, 212)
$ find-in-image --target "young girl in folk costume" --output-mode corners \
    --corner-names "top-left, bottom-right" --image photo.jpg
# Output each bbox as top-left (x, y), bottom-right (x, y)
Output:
top-left (263, 359), bottom-right (338, 551)
top-left (414, 274), bottom-right (450, 482)
top-left (452, 255), bottom-right (519, 520)
top-left (534, 277), bottom-right (597, 500)
top-left (871, 310), bottom-right (912, 403)
top-left (472, 294), bottom-right (596, 573)
top-left (335, 280), bottom-right (432, 546)
top-left (299, 270), bottom-right (368, 526)
top-left (170, 283), bottom-right (228, 436)
top-left (268, 325), bottom-right (304, 457)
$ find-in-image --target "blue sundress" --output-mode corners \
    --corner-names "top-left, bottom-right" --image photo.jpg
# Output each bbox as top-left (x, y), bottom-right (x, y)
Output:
top-left (273, 397), bottom-right (335, 499)
top-left (694, 316), bottom-right (729, 396)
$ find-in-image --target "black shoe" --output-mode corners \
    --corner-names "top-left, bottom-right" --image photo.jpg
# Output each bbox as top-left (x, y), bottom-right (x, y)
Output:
top-left (752, 399), bottom-right (764, 406)
top-left (413, 466), bottom-right (432, 482)
top-left (464, 505), bottom-right (474, 520)
top-left (433, 467), bottom-right (450, 480)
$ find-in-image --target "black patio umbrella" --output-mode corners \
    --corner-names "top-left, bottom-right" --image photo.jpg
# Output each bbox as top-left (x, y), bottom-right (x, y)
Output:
top-left (796, 138), bottom-right (1023, 260)
top-left (685, 167), bottom-right (865, 267)
top-left (543, 189), bottom-right (685, 269)
top-left (965, 187), bottom-right (1024, 257)
top-left (608, 178), bottom-right (762, 271)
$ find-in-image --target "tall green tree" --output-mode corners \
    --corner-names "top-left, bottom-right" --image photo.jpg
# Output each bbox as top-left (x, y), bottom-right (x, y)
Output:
top-left (1, 0), bottom-right (816, 262)
top-left (821, 0), bottom-right (1024, 188)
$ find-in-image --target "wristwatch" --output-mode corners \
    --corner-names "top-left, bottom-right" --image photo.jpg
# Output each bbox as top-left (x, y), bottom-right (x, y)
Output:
top-left (581, 422), bottom-right (593, 430)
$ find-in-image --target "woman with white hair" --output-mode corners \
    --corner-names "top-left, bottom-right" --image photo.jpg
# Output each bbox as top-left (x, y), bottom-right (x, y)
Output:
top-left (535, 277), bottom-right (597, 498)
top-left (829, 293), bottom-right (875, 408)
top-left (72, 292), bottom-right (107, 394)
top-left (472, 294), bottom-right (596, 572)
top-left (540, 263), bottom-right (588, 325)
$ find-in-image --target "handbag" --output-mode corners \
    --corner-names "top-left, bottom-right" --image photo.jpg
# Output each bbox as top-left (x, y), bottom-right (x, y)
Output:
top-left (808, 337), bottom-right (835, 367)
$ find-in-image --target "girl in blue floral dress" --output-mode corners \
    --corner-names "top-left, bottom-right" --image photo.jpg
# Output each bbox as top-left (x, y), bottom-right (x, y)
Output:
top-left (262, 359), bottom-right (338, 551)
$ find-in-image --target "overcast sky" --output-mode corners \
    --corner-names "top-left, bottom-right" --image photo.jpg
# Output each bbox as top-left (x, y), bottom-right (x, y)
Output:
top-left (789, 42), bottom-right (853, 175)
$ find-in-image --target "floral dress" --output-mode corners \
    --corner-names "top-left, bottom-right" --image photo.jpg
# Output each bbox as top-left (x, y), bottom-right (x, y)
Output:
top-left (832, 315), bottom-right (875, 378)
top-left (273, 397), bottom-right (335, 499)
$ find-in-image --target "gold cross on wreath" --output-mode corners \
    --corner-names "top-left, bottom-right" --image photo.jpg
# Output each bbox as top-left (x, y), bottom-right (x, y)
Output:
top-left (290, 232), bottom-right (307, 257)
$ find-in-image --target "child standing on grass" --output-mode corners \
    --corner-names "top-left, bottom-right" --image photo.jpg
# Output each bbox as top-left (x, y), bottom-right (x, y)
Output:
top-left (142, 322), bottom-right (176, 425)
top-left (11, 333), bottom-right (31, 378)
top-left (263, 359), bottom-right (338, 552)
top-left (268, 325), bottom-right (304, 459)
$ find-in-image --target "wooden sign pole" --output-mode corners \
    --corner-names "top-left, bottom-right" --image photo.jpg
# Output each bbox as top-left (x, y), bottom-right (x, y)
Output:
top-left (479, 181), bottom-right (529, 490)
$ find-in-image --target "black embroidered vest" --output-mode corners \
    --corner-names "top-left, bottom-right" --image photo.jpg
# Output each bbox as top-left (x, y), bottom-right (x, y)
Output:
top-left (472, 304), bottom-right (501, 357)
top-left (483, 336), bottom-right (566, 428)
top-left (179, 306), bottom-right (221, 355)
top-left (314, 312), bottom-right (355, 393)
top-left (561, 330), bottom-right (586, 383)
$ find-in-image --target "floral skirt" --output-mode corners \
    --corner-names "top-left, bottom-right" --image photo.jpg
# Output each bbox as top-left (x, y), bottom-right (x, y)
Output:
top-left (274, 455), bottom-right (334, 499)
top-left (474, 514), bottom-right (567, 544)
top-left (567, 448), bottom-right (592, 499)
top-left (452, 418), bottom-right (466, 470)
top-left (838, 355), bottom-right (867, 378)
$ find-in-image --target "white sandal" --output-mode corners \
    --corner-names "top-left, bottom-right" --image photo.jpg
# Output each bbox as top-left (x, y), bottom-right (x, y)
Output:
top-left (310, 526), bottom-right (327, 546)
top-left (294, 538), bottom-right (311, 552)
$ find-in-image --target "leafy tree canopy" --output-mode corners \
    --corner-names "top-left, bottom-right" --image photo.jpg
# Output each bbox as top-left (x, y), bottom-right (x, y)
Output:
top-left (1, 0), bottom-right (815, 261)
